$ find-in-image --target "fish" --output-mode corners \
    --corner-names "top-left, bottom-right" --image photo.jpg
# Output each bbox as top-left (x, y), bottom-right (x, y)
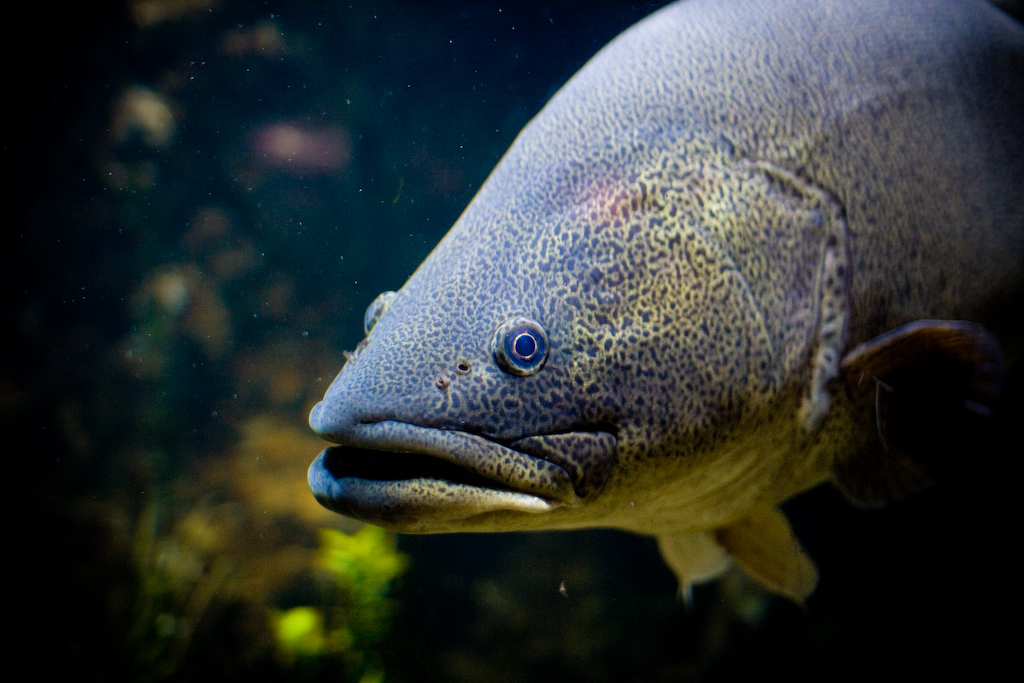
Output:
top-left (307, 0), bottom-right (1024, 602)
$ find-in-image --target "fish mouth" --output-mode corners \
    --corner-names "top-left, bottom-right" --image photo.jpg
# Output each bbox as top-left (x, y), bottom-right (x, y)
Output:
top-left (307, 420), bottom-right (617, 531)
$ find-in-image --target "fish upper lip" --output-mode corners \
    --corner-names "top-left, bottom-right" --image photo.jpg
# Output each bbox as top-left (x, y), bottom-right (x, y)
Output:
top-left (312, 419), bottom-right (584, 505)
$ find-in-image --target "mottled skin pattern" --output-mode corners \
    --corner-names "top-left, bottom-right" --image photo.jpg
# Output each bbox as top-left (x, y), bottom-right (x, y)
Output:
top-left (309, 0), bottom-right (1023, 592)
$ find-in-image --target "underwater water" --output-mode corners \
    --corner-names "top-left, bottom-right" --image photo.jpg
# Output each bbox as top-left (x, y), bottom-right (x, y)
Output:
top-left (7, 0), bottom-right (1019, 680)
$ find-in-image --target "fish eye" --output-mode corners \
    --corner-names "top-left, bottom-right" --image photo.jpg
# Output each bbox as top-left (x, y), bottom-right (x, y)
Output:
top-left (492, 317), bottom-right (549, 376)
top-left (364, 291), bottom-right (396, 335)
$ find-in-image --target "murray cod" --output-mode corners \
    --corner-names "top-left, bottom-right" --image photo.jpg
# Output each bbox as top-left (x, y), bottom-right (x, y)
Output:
top-left (308, 0), bottom-right (1024, 601)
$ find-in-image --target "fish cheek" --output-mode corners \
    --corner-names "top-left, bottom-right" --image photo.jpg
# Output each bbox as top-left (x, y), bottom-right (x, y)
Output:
top-left (546, 152), bottom-right (854, 472)
top-left (549, 205), bottom-right (759, 440)
top-left (511, 431), bottom-right (619, 499)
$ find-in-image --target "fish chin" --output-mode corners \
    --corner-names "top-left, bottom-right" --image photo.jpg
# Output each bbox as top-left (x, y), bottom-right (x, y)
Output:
top-left (306, 420), bottom-right (618, 530)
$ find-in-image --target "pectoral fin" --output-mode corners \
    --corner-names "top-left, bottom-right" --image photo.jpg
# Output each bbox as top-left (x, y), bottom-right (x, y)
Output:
top-left (657, 508), bottom-right (817, 604)
top-left (714, 507), bottom-right (818, 604)
top-left (834, 320), bottom-right (1003, 506)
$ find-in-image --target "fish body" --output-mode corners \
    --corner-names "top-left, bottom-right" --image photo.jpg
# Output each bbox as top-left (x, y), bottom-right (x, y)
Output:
top-left (308, 0), bottom-right (1024, 599)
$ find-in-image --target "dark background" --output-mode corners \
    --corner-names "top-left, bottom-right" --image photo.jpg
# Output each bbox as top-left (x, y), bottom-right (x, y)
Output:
top-left (5, 1), bottom-right (1018, 680)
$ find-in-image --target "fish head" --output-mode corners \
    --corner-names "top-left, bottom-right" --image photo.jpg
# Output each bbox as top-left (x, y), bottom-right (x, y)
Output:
top-left (306, 137), bottom-right (840, 534)
top-left (308, 179), bottom-right (626, 532)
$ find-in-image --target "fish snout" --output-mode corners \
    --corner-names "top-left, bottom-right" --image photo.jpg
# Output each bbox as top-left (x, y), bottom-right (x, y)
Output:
top-left (308, 379), bottom-right (367, 442)
top-left (308, 399), bottom-right (338, 437)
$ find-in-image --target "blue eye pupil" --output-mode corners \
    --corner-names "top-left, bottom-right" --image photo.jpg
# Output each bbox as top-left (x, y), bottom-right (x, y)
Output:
top-left (492, 317), bottom-right (548, 376)
top-left (512, 332), bottom-right (537, 359)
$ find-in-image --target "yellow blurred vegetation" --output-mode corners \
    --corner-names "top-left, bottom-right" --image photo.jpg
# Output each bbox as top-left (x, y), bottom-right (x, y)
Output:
top-left (210, 414), bottom-right (350, 529)
top-left (130, 0), bottom-right (218, 27)
top-left (271, 526), bottom-right (408, 679)
top-left (123, 415), bottom-right (407, 680)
